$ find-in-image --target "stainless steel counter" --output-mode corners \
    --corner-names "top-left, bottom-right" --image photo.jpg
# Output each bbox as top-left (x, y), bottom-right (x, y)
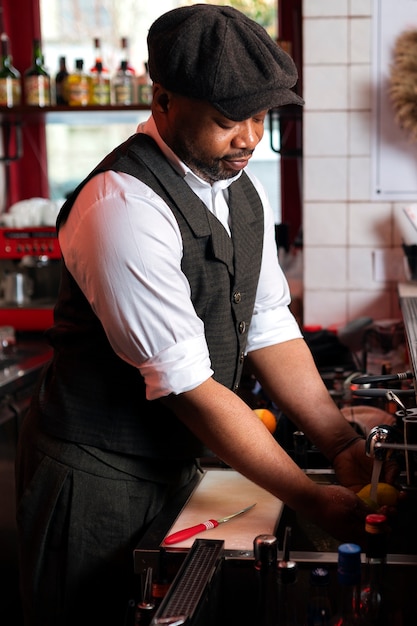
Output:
top-left (133, 468), bottom-right (417, 626)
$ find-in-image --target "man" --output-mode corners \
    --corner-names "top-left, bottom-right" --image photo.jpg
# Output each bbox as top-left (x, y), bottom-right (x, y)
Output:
top-left (15, 5), bottom-right (394, 625)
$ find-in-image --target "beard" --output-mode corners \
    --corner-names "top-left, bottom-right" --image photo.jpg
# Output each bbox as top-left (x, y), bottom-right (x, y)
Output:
top-left (182, 154), bottom-right (233, 182)
top-left (170, 134), bottom-right (252, 183)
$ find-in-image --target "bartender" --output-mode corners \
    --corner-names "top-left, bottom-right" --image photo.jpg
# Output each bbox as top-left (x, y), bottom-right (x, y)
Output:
top-left (15, 5), bottom-right (397, 626)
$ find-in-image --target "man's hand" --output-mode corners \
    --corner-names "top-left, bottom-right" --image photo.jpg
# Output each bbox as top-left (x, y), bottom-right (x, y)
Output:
top-left (332, 437), bottom-right (399, 492)
top-left (304, 483), bottom-right (374, 544)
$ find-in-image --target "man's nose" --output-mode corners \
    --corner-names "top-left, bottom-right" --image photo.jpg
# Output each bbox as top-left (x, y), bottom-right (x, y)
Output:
top-left (232, 120), bottom-right (262, 149)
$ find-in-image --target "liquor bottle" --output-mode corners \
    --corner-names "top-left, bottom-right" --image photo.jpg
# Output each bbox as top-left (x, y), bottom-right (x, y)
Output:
top-left (360, 513), bottom-right (388, 625)
top-left (137, 61), bottom-right (152, 105)
top-left (55, 56), bottom-right (68, 105)
top-left (332, 543), bottom-right (363, 625)
top-left (24, 38), bottom-right (51, 106)
top-left (253, 534), bottom-right (279, 626)
top-left (119, 37), bottom-right (136, 74)
top-left (66, 59), bottom-right (90, 106)
top-left (0, 33), bottom-right (21, 107)
top-left (89, 61), bottom-right (111, 105)
top-left (277, 527), bottom-right (299, 625)
top-left (90, 37), bottom-right (108, 74)
top-left (307, 567), bottom-right (333, 626)
top-left (113, 60), bottom-right (134, 105)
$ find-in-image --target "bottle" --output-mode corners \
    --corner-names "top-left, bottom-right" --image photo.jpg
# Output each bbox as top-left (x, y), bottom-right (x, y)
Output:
top-left (90, 37), bottom-right (108, 74)
top-left (119, 37), bottom-right (136, 75)
top-left (55, 56), bottom-right (68, 105)
top-left (277, 527), bottom-right (299, 625)
top-left (151, 547), bottom-right (171, 613)
top-left (253, 534), bottom-right (279, 626)
top-left (307, 567), bottom-right (333, 626)
top-left (66, 59), bottom-right (90, 106)
top-left (113, 60), bottom-right (134, 105)
top-left (360, 513), bottom-right (388, 625)
top-left (24, 38), bottom-right (51, 106)
top-left (137, 61), bottom-right (152, 105)
top-left (332, 543), bottom-right (363, 625)
top-left (0, 33), bottom-right (21, 107)
top-left (89, 61), bottom-right (111, 105)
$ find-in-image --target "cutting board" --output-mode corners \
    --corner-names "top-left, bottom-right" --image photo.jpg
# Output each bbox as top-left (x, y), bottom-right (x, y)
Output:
top-left (163, 469), bottom-right (284, 551)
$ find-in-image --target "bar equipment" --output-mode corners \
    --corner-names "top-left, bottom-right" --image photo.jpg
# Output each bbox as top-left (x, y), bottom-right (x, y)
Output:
top-left (0, 226), bottom-right (61, 330)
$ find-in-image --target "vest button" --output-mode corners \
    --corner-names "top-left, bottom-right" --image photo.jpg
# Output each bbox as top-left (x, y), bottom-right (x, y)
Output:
top-left (239, 352), bottom-right (245, 363)
top-left (233, 291), bottom-right (242, 303)
top-left (233, 383), bottom-right (239, 391)
top-left (238, 321), bottom-right (246, 334)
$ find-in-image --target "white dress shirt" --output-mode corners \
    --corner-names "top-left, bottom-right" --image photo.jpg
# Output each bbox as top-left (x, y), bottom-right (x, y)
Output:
top-left (59, 116), bottom-right (302, 400)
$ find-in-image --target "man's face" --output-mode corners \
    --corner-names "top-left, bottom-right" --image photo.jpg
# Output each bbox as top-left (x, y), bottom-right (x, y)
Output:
top-left (158, 93), bottom-right (267, 184)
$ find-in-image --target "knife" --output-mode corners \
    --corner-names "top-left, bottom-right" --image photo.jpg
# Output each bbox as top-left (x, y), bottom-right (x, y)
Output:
top-left (163, 503), bottom-right (256, 545)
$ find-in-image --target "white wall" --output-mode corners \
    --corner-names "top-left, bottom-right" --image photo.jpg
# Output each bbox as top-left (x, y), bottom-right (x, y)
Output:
top-left (302, 0), bottom-right (411, 328)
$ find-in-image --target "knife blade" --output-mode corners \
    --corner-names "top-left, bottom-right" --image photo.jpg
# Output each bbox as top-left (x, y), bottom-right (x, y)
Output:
top-left (163, 503), bottom-right (256, 545)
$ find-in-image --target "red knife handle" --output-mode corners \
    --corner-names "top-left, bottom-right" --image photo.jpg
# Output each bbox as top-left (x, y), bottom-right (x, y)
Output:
top-left (164, 519), bottom-right (219, 545)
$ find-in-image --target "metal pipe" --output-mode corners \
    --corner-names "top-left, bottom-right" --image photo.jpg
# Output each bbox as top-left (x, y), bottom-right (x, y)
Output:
top-left (374, 442), bottom-right (417, 452)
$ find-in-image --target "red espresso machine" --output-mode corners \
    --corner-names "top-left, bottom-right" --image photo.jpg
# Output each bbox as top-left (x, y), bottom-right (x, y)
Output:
top-left (0, 226), bottom-right (61, 331)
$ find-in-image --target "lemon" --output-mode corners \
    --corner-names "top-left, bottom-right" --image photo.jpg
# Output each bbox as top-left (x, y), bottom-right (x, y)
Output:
top-left (253, 408), bottom-right (277, 434)
top-left (357, 483), bottom-right (399, 507)
top-left (358, 496), bottom-right (379, 511)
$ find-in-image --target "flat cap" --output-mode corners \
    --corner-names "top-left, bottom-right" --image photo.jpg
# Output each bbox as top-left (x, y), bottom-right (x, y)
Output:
top-left (147, 3), bottom-right (304, 121)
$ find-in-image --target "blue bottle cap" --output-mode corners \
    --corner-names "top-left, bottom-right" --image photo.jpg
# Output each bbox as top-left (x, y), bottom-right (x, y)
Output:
top-left (337, 543), bottom-right (361, 586)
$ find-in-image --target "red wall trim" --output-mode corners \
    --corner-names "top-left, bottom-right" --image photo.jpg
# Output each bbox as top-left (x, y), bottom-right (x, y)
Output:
top-left (1, 0), bottom-right (48, 208)
top-left (278, 0), bottom-right (303, 245)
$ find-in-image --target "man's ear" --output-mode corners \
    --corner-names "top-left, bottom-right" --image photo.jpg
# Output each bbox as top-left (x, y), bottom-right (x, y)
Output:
top-left (153, 85), bottom-right (170, 113)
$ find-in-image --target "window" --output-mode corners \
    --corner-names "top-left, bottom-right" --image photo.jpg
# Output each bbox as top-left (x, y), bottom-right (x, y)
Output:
top-left (40, 0), bottom-right (281, 220)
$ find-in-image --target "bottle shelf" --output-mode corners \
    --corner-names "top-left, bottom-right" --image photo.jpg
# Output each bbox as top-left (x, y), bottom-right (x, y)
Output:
top-left (0, 104), bottom-right (150, 120)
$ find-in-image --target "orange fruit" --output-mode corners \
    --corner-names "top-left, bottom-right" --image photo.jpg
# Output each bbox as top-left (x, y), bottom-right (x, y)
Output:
top-left (253, 408), bottom-right (277, 434)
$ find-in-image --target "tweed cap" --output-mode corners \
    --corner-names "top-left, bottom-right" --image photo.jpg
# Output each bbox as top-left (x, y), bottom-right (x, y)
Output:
top-left (147, 4), bottom-right (304, 121)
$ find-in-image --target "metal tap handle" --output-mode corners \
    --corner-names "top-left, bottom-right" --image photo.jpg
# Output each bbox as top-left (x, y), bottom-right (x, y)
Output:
top-left (365, 425), bottom-right (398, 460)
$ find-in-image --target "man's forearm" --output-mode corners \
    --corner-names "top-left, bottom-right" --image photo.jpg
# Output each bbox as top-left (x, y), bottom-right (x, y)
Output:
top-left (245, 338), bottom-right (362, 460)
